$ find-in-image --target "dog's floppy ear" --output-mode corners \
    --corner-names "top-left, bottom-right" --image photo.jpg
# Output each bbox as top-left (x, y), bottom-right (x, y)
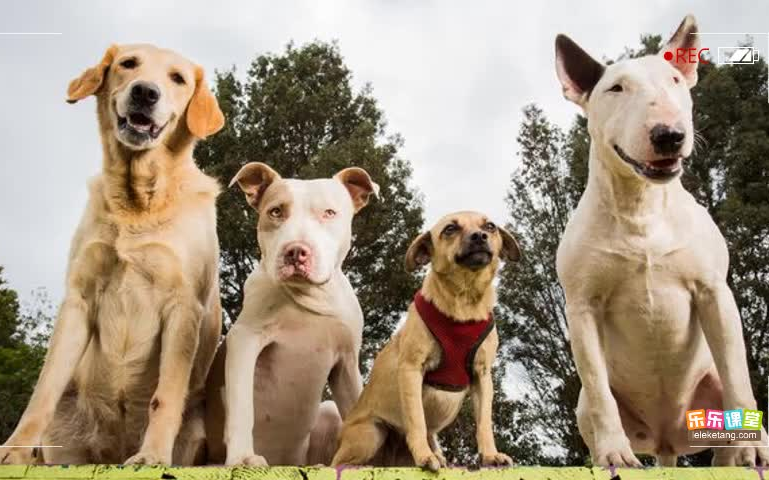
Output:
top-left (555, 34), bottom-right (605, 107)
top-left (66, 45), bottom-right (119, 104)
top-left (187, 67), bottom-right (225, 139)
top-left (661, 15), bottom-right (700, 88)
top-left (405, 231), bottom-right (433, 273)
top-left (498, 226), bottom-right (522, 262)
top-left (334, 167), bottom-right (380, 213)
top-left (229, 162), bottom-right (281, 209)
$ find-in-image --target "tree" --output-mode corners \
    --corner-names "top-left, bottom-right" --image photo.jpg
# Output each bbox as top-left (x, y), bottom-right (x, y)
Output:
top-left (195, 41), bottom-right (425, 366)
top-left (0, 270), bottom-right (52, 440)
top-left (494, 105), bottom-right (588, 465)
top-left (0, 267), bottom-right (19, 350)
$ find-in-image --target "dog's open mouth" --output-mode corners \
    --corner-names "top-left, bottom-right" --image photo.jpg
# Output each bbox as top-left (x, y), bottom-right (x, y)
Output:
top-left (117, 112), bottom-right (165, 140)
top-left (614, 145), bottom-right (683, 181)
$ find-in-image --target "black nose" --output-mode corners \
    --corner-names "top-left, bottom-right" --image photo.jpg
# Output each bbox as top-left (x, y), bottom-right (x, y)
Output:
top-left (470, 231), bottom-right (488, 244)
top-left (650, 124), bottom-right (685, 155)
top-left (130, 81), bottom-right (160, 107)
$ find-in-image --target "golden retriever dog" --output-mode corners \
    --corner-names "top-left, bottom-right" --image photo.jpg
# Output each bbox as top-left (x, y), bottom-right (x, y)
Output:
top-left (332, 211), bottom-right (520, 470)
top-left (0, 44), bottom-right (224, 465)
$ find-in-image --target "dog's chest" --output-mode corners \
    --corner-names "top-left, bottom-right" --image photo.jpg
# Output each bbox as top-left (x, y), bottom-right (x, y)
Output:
top-left (74, 221), bottom-right (195, 383)
top-left (254, 315), bottom-right (356, 404)
top-left (600, 233), bottom-right (695, 321)
top-left (587, 228), bottom-right (718, 380)
top-left (421, 385), bottom-right (467, 433)
top-left (247, 314), bottom-right (356, 454)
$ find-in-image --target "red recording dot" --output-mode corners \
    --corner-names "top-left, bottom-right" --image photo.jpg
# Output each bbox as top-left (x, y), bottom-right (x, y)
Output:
top-left (663, 51), bottom-right (673, 61)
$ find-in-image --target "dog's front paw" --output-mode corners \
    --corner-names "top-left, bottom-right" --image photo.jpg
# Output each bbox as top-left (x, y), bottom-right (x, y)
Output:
top-left (593, 435), bottom-right (642, 468)
top-left (481, 451), bottom-right (514, 467)
top-left (0, 445), bottom-right (37, 465)
top-left (225, 453), bottom-right (269, 466)
top-left (713, 444), bottom-right (769, 467)
top-left (124, 450), bottom-right (171, 465)
top-left (413, 451), bottom-right (442, 471)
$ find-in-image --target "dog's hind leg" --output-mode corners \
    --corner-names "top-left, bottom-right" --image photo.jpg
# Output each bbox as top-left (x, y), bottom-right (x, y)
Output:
top-left (1, 293), bottom-right (92, 465)
top-left (306, 401), bottom-right (342, 465)
top-left (40, 424), bottom-right (92, 465)
top-left (40, 444), bottom-right (91, 465)
top-left (331, 418), bottom-right (387, 466)
top-left (172, 405), bottom-right (207, 466)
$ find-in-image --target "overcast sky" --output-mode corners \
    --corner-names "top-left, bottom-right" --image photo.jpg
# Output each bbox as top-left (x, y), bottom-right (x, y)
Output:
top-left (0, 0), bottom-right (767, 305)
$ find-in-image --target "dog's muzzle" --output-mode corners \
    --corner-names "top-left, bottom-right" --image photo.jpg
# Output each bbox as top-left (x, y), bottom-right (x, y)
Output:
top-left (614, 145), bottom-right (684, 182)
top-left (455, 231), bottom-right (493, 270)
top-left (116, 82), bottom-right (167, 144)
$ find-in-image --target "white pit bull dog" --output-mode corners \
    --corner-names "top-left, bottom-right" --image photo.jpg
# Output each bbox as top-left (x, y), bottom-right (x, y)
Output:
top-left (555, 15), bottom-right (769, 467)
top-left (205, 162), bottom-right (379, 466)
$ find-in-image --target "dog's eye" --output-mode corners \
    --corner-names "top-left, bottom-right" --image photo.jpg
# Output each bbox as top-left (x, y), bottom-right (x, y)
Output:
top-left (483, 222), bottom-right (497, 232)
top-left (120, 58), bottom-right (138, 69)
top-left (441, 223), bottom-right (459, 236)
top-left (608, 84), bottom-right (623, 93)
top-left (170, 72), bottom-right (186, 85)
top-left (323, 209), bottom-right (336, 219)
top-left (673, 76), bottom-right (681, 85)
top-left (267, 207), bottom-right (282, 219)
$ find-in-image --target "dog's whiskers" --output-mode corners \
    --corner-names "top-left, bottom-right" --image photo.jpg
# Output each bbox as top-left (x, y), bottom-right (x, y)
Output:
top-left (692, 130), bottom-right (708, 154)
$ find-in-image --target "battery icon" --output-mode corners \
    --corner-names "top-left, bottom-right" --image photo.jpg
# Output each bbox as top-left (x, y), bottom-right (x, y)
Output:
top-left (718, 46), bottom-right (760, 64)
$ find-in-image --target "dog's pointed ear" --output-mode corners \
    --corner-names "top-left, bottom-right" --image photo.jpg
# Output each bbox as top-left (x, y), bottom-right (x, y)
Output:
top-left (405, 231), bottom-right (433, 273)
top-left (498, 226), bottom-right (522, 262)
top-left (661, 15), bottom-right (700, 88)
top-left (66, 45), bottom-right (119, 104)
top-left (334, 167), bottom-right (380, 213)
top-left (229, 162), bottom-right (281, 209)
top-left (555, 34), bottom-right (605, 107)
top-left (187, 67), bottom-right (225, 139)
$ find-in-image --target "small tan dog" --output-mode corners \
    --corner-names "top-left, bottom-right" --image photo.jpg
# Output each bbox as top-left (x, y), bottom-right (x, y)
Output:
top-left (1, 44), bottom-right (224, 465)
top-left (332, 211), bottom-right (520, 470)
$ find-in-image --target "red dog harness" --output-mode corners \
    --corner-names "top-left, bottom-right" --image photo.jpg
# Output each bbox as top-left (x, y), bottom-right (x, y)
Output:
top-left (414, 291), bottom-right (495, 391)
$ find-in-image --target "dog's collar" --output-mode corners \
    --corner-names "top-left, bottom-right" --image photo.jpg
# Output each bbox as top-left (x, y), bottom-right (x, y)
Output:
top-left (414, 290), bottom-right (491, 324)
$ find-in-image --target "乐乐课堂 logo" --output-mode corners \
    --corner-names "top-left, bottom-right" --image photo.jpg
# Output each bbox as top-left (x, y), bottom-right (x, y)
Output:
top-left (686, 408), bottom-right (763, 431)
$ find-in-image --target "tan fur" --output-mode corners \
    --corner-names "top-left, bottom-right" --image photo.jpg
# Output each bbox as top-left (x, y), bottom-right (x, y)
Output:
top-left (332, 212), bottom-right (519, 470)
top-left (0, 44), bottom-right (224, 466)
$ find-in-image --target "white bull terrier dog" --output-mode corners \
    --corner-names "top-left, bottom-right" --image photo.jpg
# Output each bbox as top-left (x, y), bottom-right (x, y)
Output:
top-left (554, 15), bottom-right (769, 467)
top-left (205, 162), bottom-right (379, 466)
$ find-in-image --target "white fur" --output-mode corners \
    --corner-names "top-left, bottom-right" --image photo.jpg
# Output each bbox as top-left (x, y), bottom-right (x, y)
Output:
top-left (556, 16), bottom-right (769, 467)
